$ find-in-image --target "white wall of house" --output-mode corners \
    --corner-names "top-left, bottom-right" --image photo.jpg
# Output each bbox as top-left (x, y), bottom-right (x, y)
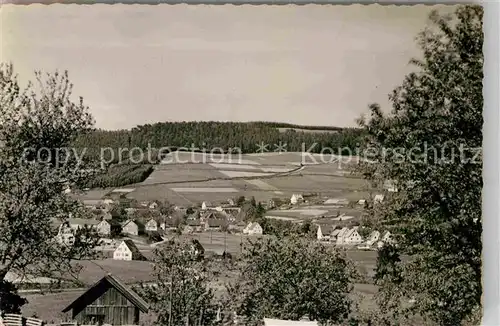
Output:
top-left (97, 221), bottom-right (111, 236)
top-left (145, 219), bottom-right (158, 232)
top-left (113, 241), bottom-right (133, 261)
top-left (366, 231), bottom-right (380, 246)
top-left (344, 230), bottom-right (363, 244)
top-left (335, 228), bottom-right (349, 245)
top-left (243, 222), bottom-right (263, 235)
top-left (122, 221), bottom-right (138, 236)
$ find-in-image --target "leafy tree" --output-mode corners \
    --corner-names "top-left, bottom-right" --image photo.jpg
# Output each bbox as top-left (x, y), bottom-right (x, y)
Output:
top-left (139, 239), bottom-right (218, 326)
top-left (0, 64), bottom-right (100, 309)
top-left (356, 5), bottom-right (483, 325)
top-left (226, 236), bottom-right (355, 325)
top-left (0, 280), bottom-right (27, 313)
top-left (236, 196), bottom-right (246, 207)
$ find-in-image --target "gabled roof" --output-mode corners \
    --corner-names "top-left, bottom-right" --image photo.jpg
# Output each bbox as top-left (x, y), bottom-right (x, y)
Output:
top-left (62, 274), bottom-right (149, 314)
top-left (118, 240), bottom-right (146, 260)
top-left (206, 218), bottom-right (226, 227)
top-left (122, 219), bottom-right (137, 227)
top-left (317, 224), bottom-right (335, 236)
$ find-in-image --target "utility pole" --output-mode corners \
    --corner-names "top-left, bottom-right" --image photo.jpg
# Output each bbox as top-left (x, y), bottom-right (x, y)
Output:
top-left (224, 231), bottom-right (227, 253)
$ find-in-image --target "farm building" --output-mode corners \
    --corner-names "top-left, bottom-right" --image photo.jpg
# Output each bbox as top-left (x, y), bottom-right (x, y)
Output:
top-left (61, 274), bottom-right (149, 325)
top-left (243, 222), bottom-right (263, 235)
top-left (113, 240), bottom-right (145, 261)
top-left (374, 194), bottom-right (385, 203)
top-left (122, 220), bottom-right (139, 236)
top-left (316, 224), bottom-right (336, 241)
top-left (290, 194), bottom-right (304, 205)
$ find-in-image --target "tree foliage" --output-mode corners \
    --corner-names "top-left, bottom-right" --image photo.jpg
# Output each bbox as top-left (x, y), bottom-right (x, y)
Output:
top-left (0, 64), bottom-right (100, 310)
top-left (73, 121), bottom-right (364, 161)
top-left (226, 236), bottom-right (355, 325)
top-left (357, 5), bottom-right (483, 325)
top-left (139, 239), bottom-right (218, 326)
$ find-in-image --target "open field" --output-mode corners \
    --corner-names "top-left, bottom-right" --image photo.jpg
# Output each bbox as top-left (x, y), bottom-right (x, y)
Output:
top-left (76, 153), bottom-right (371, 207)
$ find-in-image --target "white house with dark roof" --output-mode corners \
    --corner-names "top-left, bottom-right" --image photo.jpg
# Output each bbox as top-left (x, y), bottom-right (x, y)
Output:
top-left (335, 227), bottom-right (350, 245)
top-left (122, 220), bottom-right (139, 236)
top-left (113, 240), bottom-right (145, 261)
top-left (145, 218), bottom-right (158, 232)
top-left (343, 227), bottom-right (363, 245)
top-left (365, 230), bottom-right (381, 246)
top-left (243, 222), bottom-right (263, 235)
top-left (290, 194), bottom-right (304, 205)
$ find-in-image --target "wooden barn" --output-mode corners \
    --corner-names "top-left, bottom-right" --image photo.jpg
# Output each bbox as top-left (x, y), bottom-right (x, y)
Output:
top-left (61, 274), bottom-right (149, 326)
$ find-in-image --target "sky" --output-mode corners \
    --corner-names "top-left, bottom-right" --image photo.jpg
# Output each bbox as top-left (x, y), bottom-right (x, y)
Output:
top-left (0, 4), bottom-right (456, 130)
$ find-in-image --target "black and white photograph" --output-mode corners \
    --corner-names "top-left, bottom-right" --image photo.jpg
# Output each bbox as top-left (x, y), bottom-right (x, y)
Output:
top-left (0, 2), bottom-right (488, 326)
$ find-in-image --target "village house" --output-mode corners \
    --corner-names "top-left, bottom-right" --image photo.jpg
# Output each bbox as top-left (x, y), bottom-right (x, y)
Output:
top-left (82, 199), bottom-right (104, 210)
top-left (205, 218), bottom-right (226, 231)
top-left (113, 240), bottom-right (145, 261)
top-left (183, 220), bottom-right (203, 234)
top-left (145, 218), bottom-right (158, 232)
top-left (64, 218), bottom-right (101, 232)
top-left (62, 274), bottom-right (149, 325)
top-left (374, 194), bottom-right (385, 203)
top-left (243, 222), bottom-right (263, 235)
top-left (149, 201), bottom-right (159, 210)
top-left (290, 194), bottom-right (304, 205)
top-left (125, 207), bottom-right (137, 216)
top-left (201, 201), bottom-right (213, 210)
top-left (122, 219), bottom-right (139, 236)
top-left (343, 227), bottom-right (363, 245)
top-left (335, 227), bottom-right (350, 245)
top-left (365, 230), bottom-right (381, 246)
top-left (102, 198), bottom-right (114, 205)
top-left (160, 218), bottom-right (178, 232)
top-left (316, 224), bottom-right (336, 241)
top-left (384, 180), bottom-right (399, 192)
top-left (358, 199), bottom-right (366, 206)
top-left (228, 220), bottom-right (247, 233)
top-left (382, 231), bottom-right (392, 243)
top-left (96, 220), bottom-right (111, 236)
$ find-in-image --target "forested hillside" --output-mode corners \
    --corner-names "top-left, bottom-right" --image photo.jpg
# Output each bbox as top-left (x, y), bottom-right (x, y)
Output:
top-left (74, 121), bottom-right (364, 161)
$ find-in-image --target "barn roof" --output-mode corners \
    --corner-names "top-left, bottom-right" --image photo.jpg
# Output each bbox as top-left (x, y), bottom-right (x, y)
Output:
top-left (61, 274), bottom-right (149, 314)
